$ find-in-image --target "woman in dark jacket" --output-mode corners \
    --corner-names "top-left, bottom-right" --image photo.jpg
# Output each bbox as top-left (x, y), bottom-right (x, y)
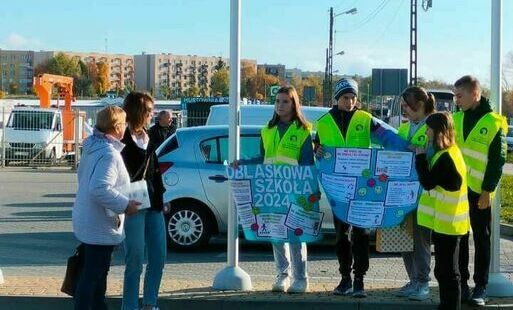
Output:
top-left (120, 92), bottom-right (166, 310)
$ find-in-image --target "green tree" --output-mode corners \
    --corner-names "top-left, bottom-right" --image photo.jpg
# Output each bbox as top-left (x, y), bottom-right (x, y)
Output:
top-left (211, 68), bottom-right (229, 96)
top-left (159, 83), bottom-right (171, 99)
top-left (184, 85), bottom-right (200, 97)
top-left (303, 75), bottom-right (323, 106)
top-left (45, 53), bottom-right (82, 77)
top-left (214, 58), bottom-right (226, 71)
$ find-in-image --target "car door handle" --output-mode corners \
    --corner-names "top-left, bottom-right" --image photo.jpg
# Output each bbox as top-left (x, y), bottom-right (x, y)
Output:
top-left (208, 175), bottom-right (228, 182)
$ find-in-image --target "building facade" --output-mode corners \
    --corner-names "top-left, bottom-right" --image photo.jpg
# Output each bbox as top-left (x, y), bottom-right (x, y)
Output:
top-left (135, 53), bottom-right (235, 98)
top-left (33, 51), bottom-right (135, 92)
top-left (0, 49), bottom-right (34, 94)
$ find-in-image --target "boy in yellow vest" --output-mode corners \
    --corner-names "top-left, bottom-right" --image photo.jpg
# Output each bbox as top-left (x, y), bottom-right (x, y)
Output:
top-left (453, 75), bottom-right (508, 306)
top-left (314, 78), bottom-right (404, 298)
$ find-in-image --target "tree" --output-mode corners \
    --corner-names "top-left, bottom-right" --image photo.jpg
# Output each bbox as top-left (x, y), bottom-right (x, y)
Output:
top-left (0, 90), bottom-right (6, 99)
top-left (159, 83), bottom-right (171, 99)
top-left (45, 53), bottom-right (82, 77)
top-left (211, 68), bottom-right (229, 96)
top-left (302, 75), bottom-right (323, 106)
top-left (241, 61), bottom-right (257, 98)
top-left (96, 62), bottom-right (110, 95)
top-left (418, 77), bottom-right (452, 90)
top-left (8, 82), bottom-right (18, 95)
top-left (184, 85), bottom-right (200, 97)
top-left (214, 58), bottom-right (226, 71)
top-left (246, 68), bottom-right (280, 101)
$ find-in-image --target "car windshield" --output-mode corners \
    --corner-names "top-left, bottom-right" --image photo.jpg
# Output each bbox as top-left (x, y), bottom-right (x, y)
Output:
top-left (7, 111), bottom-right (54, 130)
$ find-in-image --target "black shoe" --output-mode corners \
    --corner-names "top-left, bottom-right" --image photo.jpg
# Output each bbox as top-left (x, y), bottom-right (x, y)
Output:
top-left (352, 277), bottom-right (367, 298)
top-left (333, 276), bottom-right (352, 295)
top-left (461, 284), bottom-right (471, 303)
top-left (470, 286), bottom-right (487, 306)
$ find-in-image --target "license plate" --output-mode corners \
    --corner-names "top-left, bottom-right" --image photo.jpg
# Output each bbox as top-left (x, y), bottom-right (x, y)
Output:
top-left (14, 151), bottom-right (29, 156)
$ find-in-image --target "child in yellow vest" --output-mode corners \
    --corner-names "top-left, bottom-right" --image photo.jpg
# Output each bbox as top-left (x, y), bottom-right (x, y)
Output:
top-left (415, 112), bottom-right (470, 310)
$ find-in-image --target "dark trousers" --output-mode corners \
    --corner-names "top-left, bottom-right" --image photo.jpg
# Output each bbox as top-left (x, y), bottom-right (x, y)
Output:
top-left (459, 190), bottom-right (491, 287)
top-left (334, 216), bottom-right (369, 278)
top-left (74, 243), bottom-right (114, 310)
top-left (433, 231), bottom-right (461, 310)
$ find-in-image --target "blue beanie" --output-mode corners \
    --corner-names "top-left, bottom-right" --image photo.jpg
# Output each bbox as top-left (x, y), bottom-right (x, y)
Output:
top-left (334, 78), bottom-right (358, 100)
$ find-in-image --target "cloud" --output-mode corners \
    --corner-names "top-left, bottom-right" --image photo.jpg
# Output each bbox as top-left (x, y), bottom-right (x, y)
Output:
top-left (1, 33), bottom-right (41, 50)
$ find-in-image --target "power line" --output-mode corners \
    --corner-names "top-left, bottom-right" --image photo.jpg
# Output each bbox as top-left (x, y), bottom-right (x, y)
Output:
top-left (345, 0), bottom-right (392, 31)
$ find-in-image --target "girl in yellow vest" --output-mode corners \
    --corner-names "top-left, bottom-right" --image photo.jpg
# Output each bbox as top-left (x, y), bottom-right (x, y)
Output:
top-left (395, 86), bottom-right (435, 301)
top-left (261, 86), bottom-right (314, 293)
top-left (415, 112), bottom-right (470, 310)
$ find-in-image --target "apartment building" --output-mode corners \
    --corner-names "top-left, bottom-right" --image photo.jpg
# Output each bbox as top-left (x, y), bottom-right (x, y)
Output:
top-left (0, 49), bottom-right (34, 94)
top-left (33, 51), bottom-right (135, 91)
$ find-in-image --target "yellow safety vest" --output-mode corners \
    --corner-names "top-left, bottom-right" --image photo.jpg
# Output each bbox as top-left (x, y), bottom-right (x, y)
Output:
top-left (417, 145), bottom-right (470, 235)
top-left (453, 111), bottom-right (508, 194)
top-left (398, 122), bottom-right (428, 148)
top-left (261, 121), bottom-right (312, 165)
top-left (316, 110), bottom-right (372, 147)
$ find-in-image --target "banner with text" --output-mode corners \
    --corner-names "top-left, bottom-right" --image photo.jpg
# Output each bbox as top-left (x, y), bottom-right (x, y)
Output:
top-left (227, 164), bottom-right (323, 243)
top-left (317, 147), bottom-right (421, 228)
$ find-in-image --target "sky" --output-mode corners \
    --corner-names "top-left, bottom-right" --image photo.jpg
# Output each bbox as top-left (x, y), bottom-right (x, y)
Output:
top-left (1, 0), bottom-right (512, 86)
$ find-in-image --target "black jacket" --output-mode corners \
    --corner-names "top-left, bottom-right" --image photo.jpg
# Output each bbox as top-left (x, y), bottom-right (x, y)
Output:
top-left (121, 128), bottom-right (165, 212)
top-left (415, 153), bottom-right (462, 192)
top-left (148, 122), bottom-right (176, 155)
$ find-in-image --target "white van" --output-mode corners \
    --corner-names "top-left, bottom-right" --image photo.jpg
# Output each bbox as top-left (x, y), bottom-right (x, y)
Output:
top-left (206, 104), bottom-right (329, 130)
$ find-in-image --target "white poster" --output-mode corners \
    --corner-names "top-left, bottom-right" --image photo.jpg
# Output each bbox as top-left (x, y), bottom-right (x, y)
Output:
top-left (321, 173), bottom-right (356, 202)
top-left (347, 200), bottom-right (384, 227)
top-left (230, 180), bottom-right (252, 205)
top-left (375, 151), bottom-right (413, 177)
top-left (335, 148), bottom-right (372, 175)
top-left (256, 213), bottom-right (288, 239)
top-left (236, 203), bottom-right (256, 230)
top-left (385, 181), bottom-right (420, 206)
top-left (285, 203), bottom-right (324, 236)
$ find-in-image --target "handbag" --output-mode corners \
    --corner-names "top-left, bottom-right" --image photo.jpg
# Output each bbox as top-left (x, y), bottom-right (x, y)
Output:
top-left (376, 214), bottom-right (414, 253)
top-left (61, 244), bottom-right (84, 296)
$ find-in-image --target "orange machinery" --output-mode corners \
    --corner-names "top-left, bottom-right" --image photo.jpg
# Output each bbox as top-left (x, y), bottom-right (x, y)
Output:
top-left (33, 73), bottom-right (76, 151)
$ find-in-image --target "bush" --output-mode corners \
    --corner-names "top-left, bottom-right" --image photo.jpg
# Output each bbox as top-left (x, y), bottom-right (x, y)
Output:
top-left (501, 175), bottom-right (513, 224)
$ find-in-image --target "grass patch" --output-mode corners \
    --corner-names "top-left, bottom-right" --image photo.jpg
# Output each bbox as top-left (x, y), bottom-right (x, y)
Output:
top-left (501, 175), bottom-right (513, 224)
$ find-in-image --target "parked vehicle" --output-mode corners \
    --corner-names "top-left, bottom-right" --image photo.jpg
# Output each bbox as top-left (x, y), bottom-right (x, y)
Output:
top-left (4, 107), bottom-right (64, 164)
top-left (156, 125), bottom-right (335, 250)
top-left (206, 104), bottom-right (329, 130)
top-left (507, 125), bottom-right (513, 152)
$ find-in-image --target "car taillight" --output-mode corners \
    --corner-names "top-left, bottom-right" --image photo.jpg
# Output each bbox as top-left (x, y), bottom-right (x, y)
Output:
top-left (159, 162), bottom-right (174, 174)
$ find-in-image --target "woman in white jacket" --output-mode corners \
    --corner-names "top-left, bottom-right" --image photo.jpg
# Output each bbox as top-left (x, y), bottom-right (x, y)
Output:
top-left (72, 106), bottom-right (140, 310)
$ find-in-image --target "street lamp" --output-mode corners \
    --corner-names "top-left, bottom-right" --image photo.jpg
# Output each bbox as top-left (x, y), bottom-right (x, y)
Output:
top-left (336, 7), bottom-right (357, 16)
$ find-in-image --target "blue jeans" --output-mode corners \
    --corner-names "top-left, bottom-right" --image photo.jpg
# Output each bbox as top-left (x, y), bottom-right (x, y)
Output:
top-left (74, 243), bottom-right (114, 310)
top-left (122, 209), bottom-right (166, 310)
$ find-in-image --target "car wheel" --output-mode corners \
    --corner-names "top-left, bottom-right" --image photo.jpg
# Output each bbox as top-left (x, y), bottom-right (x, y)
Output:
top-left (165, 202), bottom-right (213, 250)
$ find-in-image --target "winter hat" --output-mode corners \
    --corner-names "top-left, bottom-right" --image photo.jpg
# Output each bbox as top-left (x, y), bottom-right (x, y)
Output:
top-left (334, 78), bottom-right (358, 100)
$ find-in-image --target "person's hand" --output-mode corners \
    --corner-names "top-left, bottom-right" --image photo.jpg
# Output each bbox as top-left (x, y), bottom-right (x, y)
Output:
top-left (415, 146), bottom-right (426, 155)
top-left (315, 145), bottom-right (325, 158)
top-left (230, 160), bottom-right (242, 170)
top-left (125, 200), bottom-right (141, 216)
top-left (163, 202), bottom-right (171, 214)
top-left (478, 191), bottom-right (492, 210)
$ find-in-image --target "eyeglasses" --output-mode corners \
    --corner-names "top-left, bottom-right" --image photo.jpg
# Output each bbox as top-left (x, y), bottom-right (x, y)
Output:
top-left (116, 122), bottom-right (128, 128)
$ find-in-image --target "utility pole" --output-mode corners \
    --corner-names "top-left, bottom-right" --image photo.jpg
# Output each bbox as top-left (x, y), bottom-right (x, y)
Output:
top-left (323, 48), bottom-right (329, 106)
top-left (328, 7), bottom-right (334, 104)
top-left (409, 0), bottom-right (417, 86)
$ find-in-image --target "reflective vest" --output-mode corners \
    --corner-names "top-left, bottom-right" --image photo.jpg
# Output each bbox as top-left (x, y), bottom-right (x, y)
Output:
top-left (453, 111), bottom-right (508, 194)
top-left (316, 110), bottom-right (372, 147)
top-left (398, 122), bottom-right (428, 148)
top-left (261, 121), bottom-right (312, 165)
top-left (417, 145), bottom-right (470, 235)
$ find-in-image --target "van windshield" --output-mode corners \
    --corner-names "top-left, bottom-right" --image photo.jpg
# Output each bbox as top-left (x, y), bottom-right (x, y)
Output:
top-left (7, 111), bottom-right (54, 130)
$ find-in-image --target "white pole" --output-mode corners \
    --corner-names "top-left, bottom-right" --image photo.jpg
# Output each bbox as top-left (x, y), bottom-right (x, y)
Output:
top-left (212, 0), bottom-right (252, 291)
top-left (488, 0), bottom-right (513, 297)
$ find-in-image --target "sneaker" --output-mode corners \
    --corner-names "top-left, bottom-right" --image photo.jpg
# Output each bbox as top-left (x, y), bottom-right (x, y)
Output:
top-left (333, 276), bottom-right (352, 295)
top-left (395, 281), bottom-right (417, 297)
top-left (287, 278), bottom-right (309, 294)
top-left (409, 282), bottom-right (429, 301)
top-left (461, 284), bottom-right (471, 303)
top-left (470, 286), bottom-right (487, 306)
top-left (272, 274), bottom-right (290, 292)
top-left (352, 277), bottom-right (367, 298)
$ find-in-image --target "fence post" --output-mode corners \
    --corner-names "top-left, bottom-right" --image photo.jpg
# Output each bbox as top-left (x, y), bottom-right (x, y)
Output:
top-left (74, 109), bottom-right (80, 170)
top-left (1, 106), bottom-right (5, 168)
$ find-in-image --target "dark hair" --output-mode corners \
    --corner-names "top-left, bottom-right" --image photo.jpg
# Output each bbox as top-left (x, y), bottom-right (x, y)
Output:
top-left (426, 112), bottom-right (455, 151)
top-left (401, 86), bottom-right (435, 115)
top-left (123, 92), bottom-right (154, 133)
top-left (454, 75), bottom-right (481, 93)
top-left (268, 86), bottom-right (309, 130)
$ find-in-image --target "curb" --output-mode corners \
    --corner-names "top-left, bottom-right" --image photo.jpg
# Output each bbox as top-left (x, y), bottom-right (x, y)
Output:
top-left (0, 296), bottom-right (511, 310)
top-left (501, 223), bottom-right (513, 237)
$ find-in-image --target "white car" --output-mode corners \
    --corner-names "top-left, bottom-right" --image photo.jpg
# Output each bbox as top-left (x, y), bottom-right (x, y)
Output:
top-left (156, 125), bottom-right (335, 250)
top-left (507, 125), bottom-right (513, 152)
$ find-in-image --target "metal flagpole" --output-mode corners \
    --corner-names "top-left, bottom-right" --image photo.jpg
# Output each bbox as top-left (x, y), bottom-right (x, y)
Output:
top-left (212, 0), bottom-right (252, 291)
top-left (488, 0), bottom-right (513, 297)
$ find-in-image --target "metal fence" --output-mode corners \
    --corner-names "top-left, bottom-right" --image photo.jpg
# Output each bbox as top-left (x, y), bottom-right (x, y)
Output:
top-left (1, 106), bottom-right (183, 168)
